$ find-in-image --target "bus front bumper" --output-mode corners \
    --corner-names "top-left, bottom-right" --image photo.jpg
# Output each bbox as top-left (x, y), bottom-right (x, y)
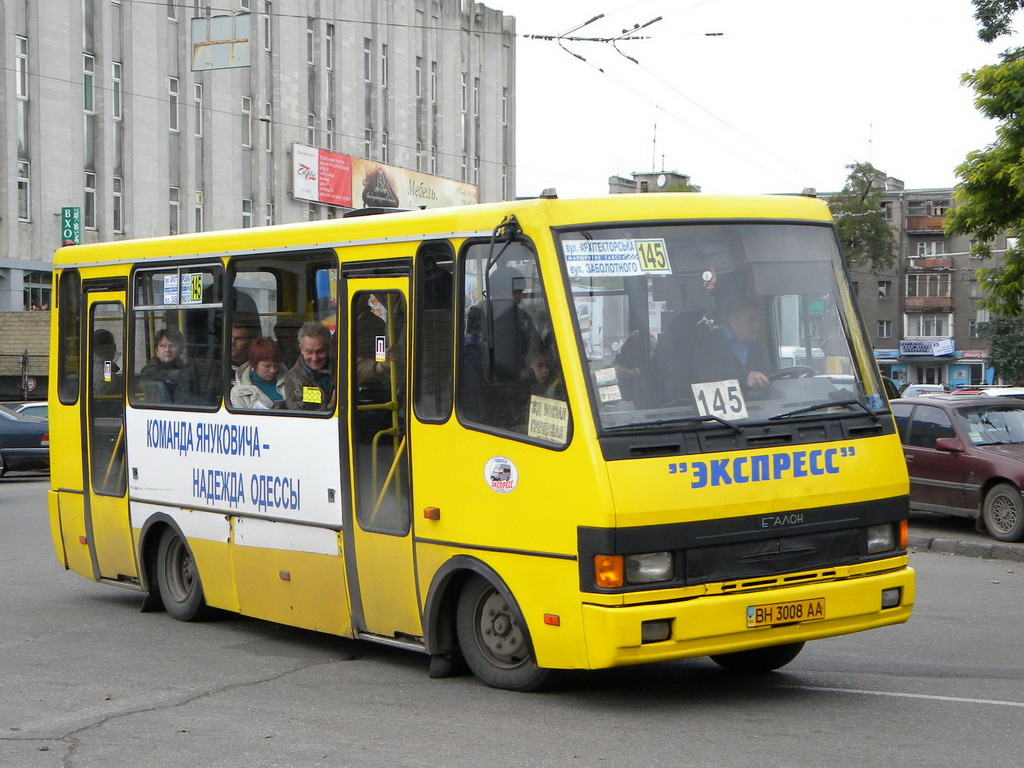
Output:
top-left (579, 566), bottom-right (915, 670)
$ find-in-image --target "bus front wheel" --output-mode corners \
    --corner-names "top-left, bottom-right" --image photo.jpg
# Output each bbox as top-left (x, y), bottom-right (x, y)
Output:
top-left (710, 641), bottom-right (804, 673)
top-left (455, 575), bottom-right (551, 691)
top-left (156, 528), bottom-right (210, 622)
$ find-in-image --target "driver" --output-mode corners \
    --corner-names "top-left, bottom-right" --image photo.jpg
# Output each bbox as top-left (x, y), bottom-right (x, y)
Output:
top-left (699, 298), bottom-right (771, 390)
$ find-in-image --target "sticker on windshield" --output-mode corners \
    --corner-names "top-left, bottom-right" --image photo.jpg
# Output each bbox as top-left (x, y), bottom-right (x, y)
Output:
top-left (528, 396), bottom-right (569, 444)
top-left (563, 238), bottom-right (673, 278)
top-left (691, 379), bottom-right (748, 421)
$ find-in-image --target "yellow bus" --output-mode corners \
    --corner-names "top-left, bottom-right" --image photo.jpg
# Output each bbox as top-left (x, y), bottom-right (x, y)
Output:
top-left (48, 193), bottom-right (914, 690)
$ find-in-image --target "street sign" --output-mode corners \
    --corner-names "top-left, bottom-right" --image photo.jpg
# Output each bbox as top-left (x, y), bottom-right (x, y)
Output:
top-left (61, 207), bottom-right (81, 245)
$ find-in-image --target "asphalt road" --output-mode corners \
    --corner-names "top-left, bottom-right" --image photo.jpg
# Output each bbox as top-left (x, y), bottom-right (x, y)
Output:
top-left (2, 473), bottom-right (1022, 767)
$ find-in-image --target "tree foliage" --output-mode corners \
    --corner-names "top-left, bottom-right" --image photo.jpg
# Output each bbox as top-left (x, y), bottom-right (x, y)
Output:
top-left (980, 315), bottom-right (1024, 383)
top-left (945, 1), bottom-right (1024, 315)
top-left (827, 162), bottom-right (897, 273)
top-left (661, 180), bottom-right (702, 193)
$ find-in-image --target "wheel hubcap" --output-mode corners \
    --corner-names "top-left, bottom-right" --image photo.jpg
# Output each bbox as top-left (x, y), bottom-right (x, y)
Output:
top-left (475, 589), bottom-right (526, 668)
top-left (991, 494), bottom-right (1018, 533)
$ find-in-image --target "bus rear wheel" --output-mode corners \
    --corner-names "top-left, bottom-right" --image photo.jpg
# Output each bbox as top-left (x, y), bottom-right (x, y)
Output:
top-left (156, 528), bottom-right (210, 622)
top-left (710, 641), bottom-right (805, 673)
top-left (455, 575), bottom-right (551, 691)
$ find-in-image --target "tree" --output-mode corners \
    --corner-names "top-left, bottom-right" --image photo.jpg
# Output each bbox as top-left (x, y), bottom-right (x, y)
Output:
top-left (980, 315), bottom-right (1024, 383)
top-left (944, 1), bottom-right (1024, 315)
top-left (661, 180), bottom-right (702, 193)
top-left (826, 162), bottom-right (897, 272)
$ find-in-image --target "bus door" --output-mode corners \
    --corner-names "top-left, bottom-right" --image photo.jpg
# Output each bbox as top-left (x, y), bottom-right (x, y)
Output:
top-left (83, 292), bottom-right (136, 581)
top-left (344, 278), bottom-right (421, 638)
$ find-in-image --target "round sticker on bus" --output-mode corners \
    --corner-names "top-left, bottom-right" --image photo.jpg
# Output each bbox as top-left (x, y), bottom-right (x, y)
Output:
top-left (484, 456), bottom-right (518, 494)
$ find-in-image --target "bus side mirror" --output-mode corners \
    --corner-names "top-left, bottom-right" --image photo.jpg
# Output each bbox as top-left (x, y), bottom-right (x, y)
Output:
top-left (481, 297), bottom-right (523, 382)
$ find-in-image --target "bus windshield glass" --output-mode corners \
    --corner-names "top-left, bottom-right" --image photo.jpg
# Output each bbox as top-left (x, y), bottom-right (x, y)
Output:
top-left (560, 222), bottom-right (885, 431)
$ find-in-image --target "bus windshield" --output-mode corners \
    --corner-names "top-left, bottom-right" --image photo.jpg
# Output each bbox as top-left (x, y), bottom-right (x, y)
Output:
top-left (561, 222), bottom-right (885, 431)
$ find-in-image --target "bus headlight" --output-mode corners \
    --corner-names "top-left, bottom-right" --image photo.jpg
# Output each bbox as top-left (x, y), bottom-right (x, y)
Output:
top-left (866, 523), bottom-right (896, 554)
top-left (625, 552), bottom-right (673, 584)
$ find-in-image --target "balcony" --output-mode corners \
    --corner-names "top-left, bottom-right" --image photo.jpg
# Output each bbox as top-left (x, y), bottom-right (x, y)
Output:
top-left (907, 256), bottom-right (953, 270)
top-left (906, 215), bottom-right (946, 233)
top-left (905, 296), bottom-right (953, 312)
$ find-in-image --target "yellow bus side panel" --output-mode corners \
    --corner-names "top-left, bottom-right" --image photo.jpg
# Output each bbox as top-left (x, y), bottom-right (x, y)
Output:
top-left (47, 490), bottom-right (69, 568)
top-left (415, 544), bottom-right (590, 670)
top-left (54, 491), bottom-right (93, 578)
top-left (581, 563), bottom-right (915, 670)
top-left (231, 544), bottom-right (351, 637)
top-left (171, 536), bottom-right (241, 614)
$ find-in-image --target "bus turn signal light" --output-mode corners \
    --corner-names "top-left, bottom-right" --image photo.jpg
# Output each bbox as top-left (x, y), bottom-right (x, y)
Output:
top-left (899, 519), bottom-right (908, 550)
top-left (594, 555), bottom-right (623, 588)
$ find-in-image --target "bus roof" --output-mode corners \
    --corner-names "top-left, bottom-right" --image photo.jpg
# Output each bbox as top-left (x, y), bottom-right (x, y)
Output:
top-left (53, 193), bottom-right (834, 268)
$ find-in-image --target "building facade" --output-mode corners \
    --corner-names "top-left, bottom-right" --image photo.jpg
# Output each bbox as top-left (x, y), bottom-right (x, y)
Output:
top-left (847, 177), bottom-right (1006, 390)
top-left (0, 0), bottom-right (516, 312)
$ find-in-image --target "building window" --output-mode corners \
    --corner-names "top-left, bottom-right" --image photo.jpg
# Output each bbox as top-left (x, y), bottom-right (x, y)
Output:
top-left (167, 0), bottom-right (177, 21)
top-left (265, 202), bottom-right (274, 227)
top-left (195, 197), bottom-right (204, 233)
top-left (242, 198), bottom-right (253, 228)
top-left (263, 1), bottom-right (272, 52)
top-left (306, 20), bottom-right (315, 66)
top-left (241, 96), bottom-right (252, 148)
top-left (906, 273), bottom-right (951, 298)
top-left (365, 128), bottom-right (372, 159)
top-left (968, 320), bottom-right (980, 338)
top-left (112, 61), bottom-right (122, 120)
top-left (83, 54), bottom-right (95, 113)
top-left (878, 280), bottom-right (891, 300)
top-left (308, 112), bottom-right (316, 145)
top-left (326, 24), bottom-right (334, 71)
top-left (915, 240), bottom-right (944, 256)
top-left (84, 172), bottom-right (97, 229)
top-left (168, 77), bottom-right (179, 132)
top-left (879, 200), bottom-right (892, 220)
top-left (877, 319), bottom-right (892, 339)
top-left (325, 117), bottom-right (334, 150)
top-left (17, 161), bottom-right (30, 222)
top-left (906, 313), bottom-right (949, 337)
top-left (194, 83), bottom-right (203, 137)
top-left (113, 176), bottom-right (123, 233)
top-left (24, 271), bottom-right (51, 311)
top-left (16, 36), bottom-right (28, 99)
top-left (263, 102), bottom-right (272, 150)
top-left (382, 131), bottom-right (389, 163)
top-left (169, 186), bottom-right (180, 235)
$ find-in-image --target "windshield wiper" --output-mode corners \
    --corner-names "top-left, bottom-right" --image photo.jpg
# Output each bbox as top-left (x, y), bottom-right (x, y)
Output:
top-left (604, 412), bottom-right (744, 434)
top-left (769, 398), bottom-right (877, 422)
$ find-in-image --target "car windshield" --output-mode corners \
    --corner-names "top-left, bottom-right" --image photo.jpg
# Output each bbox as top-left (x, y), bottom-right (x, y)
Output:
top-left (560, 222), bottom-right (886, 432)
top-left (955, 404), bottom-right (1024, 445)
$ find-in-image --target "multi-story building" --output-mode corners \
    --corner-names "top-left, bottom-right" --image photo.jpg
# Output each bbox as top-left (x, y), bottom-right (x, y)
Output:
top-left (847, 176), bottom-right (1007, 390)
top-left (0, 0), bottom-right (516, 313)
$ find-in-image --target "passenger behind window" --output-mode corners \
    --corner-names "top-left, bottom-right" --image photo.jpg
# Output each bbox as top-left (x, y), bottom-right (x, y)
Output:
top-left (91, 329), bottom-right (122, 397)
top-left (231, 337), bottom-right (286, 410)
top-left (283, 322), bottom-right (335, 411)
top-left (527, 342), bottom-right (565, 401)
top-left (138, 328), bottom-right (203, 404)
top-left (274, 316), bottom-right (303, 369)
top-left (230, 314), bottom-right (261, 374)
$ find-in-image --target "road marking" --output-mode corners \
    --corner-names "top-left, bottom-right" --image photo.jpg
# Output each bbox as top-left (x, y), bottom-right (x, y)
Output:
top-left (786, 685), bottom-right (1024, 709)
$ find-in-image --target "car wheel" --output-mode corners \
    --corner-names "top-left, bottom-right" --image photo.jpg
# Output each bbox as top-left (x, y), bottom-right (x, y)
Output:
top-left (710, 641), bottom-right (805, 673)
top-left (982, 482), bottom-right (1024, 542)
top-left (155, 527), bottom-right (211, 621)
top-left (455, 575), bottom-right (552, 691)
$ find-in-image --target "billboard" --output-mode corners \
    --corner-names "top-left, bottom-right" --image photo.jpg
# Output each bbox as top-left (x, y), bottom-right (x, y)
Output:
top-left (292, 144), bottom-right (352, 208)
top-left (351, 158), bottom-right (478, 210)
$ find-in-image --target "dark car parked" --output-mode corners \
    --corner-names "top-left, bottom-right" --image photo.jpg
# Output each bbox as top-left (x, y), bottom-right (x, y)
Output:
top-left (0, 407), bottom-right (49, 476)
top-left (892, 395), bottom-right (1024, 542)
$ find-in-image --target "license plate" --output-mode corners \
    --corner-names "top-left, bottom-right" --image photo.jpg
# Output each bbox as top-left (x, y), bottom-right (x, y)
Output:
top-left (746, 598), bottom-right (825, 628)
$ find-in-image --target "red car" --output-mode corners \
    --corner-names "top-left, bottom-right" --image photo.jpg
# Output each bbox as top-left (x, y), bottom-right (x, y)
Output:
top-left (892, 395), bottom-right (1024, 542)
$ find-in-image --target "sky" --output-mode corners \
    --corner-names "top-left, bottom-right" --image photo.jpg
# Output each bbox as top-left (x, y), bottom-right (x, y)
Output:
top-left (491, 0), bottom-right (1019, 199)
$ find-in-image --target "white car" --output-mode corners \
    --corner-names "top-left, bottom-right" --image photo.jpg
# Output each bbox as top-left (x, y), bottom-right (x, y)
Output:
top-left (900, 384), bottom-right (947, 397)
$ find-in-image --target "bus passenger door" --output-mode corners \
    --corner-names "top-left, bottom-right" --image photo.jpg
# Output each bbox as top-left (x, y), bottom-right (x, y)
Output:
top-left (344, 279), bottom-right (421, 638)
top-left (83, 293), bottom-right (137, 581)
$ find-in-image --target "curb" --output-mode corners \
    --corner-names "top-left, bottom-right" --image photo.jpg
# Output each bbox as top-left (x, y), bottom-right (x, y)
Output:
top-left (907, 533), bottom-right (1024, 563)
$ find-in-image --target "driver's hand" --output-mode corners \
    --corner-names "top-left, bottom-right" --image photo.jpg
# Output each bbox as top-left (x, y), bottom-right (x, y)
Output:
top-left (747, 370), bottom-right (770, 388)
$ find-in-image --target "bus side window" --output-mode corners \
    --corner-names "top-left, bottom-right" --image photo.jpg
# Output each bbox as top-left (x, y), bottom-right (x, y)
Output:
top-left (458, 241), bottom-right (569, 445)
top-left (227, 252), bottom-right (338, 414)
top-left (129, 266), bottom-right (223, 409)
top-left (414, 241), bottom-right (454, 421)
top-left (57, 269), bottom-right (82, 405)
